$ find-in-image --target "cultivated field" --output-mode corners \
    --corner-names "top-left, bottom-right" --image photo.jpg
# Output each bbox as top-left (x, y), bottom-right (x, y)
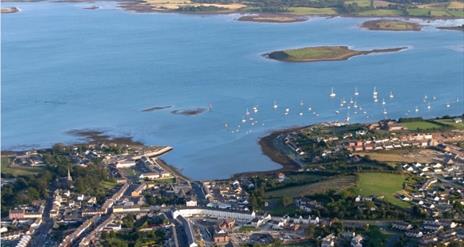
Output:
top-left (432, 118), bottom-right (464, 129)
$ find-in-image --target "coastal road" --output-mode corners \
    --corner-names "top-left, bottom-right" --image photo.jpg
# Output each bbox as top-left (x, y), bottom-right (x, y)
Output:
top-left (191, 182), bottom-right (208, 207)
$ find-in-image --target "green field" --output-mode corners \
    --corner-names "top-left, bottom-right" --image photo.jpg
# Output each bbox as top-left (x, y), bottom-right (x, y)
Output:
top-left (266, 175), bottom-right (356, 198)
top-left (346, 0), bottom-right (372, 7)
top-left (356, 9), bottom-right (403, 16)
top-left (101, 180), bottom-right (117, 190)
top-left (401, 120), bottom-right (442, 130)
top-left (356, 173), bottom-right (409, 208)
top-left (433, 118), bottom-right (464, 129)
top-left (1, 164), bottom-right (44, 177)
top-left (406, 7), bottom-right (464, 17)
top-left (287, 7), bottom-right (337, 15)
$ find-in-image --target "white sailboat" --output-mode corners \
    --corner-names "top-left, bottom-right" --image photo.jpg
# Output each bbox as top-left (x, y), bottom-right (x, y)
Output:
top-left (389, 91), bottom-right (394, 99)
top-left (354, 87), bottom-right (359, 96)
top-left (252, 106), bottom-right (258, 113)
top-left (373, 87), bottom-right (378, 98)
top-left (329, 88), bottom-right (336, 98)
top-left (273, 101), bottom-right (278, 109)
top-left (284, 108), bottom-right (290, 115)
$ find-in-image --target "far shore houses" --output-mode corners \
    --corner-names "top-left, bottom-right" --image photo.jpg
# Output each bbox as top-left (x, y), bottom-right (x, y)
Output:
top-left (347, 133), bottom-right (435, 152)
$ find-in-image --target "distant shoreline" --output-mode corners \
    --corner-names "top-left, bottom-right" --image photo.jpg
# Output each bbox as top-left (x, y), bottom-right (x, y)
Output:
top-left (1, 7), bottom-right (19, 14)
top-left (437, 25), bottom-right (464, 31)
top-left (237, 14), bottom-right (307, 23)
top-left (115, 1), bottom-right (464, 20)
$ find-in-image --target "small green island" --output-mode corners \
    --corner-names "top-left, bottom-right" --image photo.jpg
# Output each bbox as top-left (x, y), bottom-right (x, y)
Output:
top-left (238, 14), bottom-right (307, 23)
top-left (265, 45), bottom-right (406, 62)
top-left (361, 19), bottom-right (421, 31)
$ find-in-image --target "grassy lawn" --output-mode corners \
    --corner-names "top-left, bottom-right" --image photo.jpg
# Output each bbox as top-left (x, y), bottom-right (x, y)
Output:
top-left (401, 120), bottom-right (442, 130)
top-left (356, 9), bottom-right (403, 16)
top-left (287, 7), bottom-right (337, 15)
top-left (356, 173), bottom-right (409, 208)
top-left (407, 7), bottom-right (463, 17)
top-left (266, 175), bottom-right (356, 198)
top-left (407, 8), bottom-right (431, 16)
top-left (346, 0), bottom-right (372, 7)
top-left (270, 46), bottom-right (363, 62)
top-left (285, 46), bottom-right (355, 60)
top-left (433, 118), bottom-right (464, 129)
top-left (447, 9), bottom-right (464, 17)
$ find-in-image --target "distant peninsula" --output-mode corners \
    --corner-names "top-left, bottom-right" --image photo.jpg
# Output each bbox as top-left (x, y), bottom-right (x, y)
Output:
top-left (361, 19), bottom-right (421, 31)
top-left (142, 105), bottom-right (172, 112)
top-left (238, 14), bottom-right (307, 23)
top-left (1, 7), bottom-right (19, 14)
top-left (171, 108), bottom-right (207, 116)
top-left (265, 46), bottom-right (406, 63)
top-left (437, 25), bottom-right (464, 31)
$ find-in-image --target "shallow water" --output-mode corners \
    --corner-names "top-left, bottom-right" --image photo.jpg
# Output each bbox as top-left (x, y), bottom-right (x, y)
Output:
top-left (2, 2), bottom-right (463, 179)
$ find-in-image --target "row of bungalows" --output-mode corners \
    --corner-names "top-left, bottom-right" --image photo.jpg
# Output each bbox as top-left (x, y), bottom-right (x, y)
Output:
top-left (284, 134), bottom-right (305, 156)
top-left (59, 215), bottom-right (96, 247)
top-left (131, 146), bottom-right (173, 160)
top-left (434, 131), bottom-right (464, 144)
top-left (9, 203), bottom-right (44, 221)
top-left (347, 133), bottom-right (435, 152)
top-left (112, 206), bottom-right (150, 214)
top-left (139, 169), bottom-right (172, 181)
top-left (8, 210), bottom-right (42, 221)
top-left (101, 183), bottom-right (130, 213)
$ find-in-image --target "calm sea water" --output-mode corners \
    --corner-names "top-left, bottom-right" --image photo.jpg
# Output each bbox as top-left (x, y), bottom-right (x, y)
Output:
top-left (2, 2), bottom-right (464, 179)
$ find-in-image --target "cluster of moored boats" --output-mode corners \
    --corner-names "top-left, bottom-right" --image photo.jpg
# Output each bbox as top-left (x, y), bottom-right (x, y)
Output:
top-left (223, 87), bottom-right (461, 134)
